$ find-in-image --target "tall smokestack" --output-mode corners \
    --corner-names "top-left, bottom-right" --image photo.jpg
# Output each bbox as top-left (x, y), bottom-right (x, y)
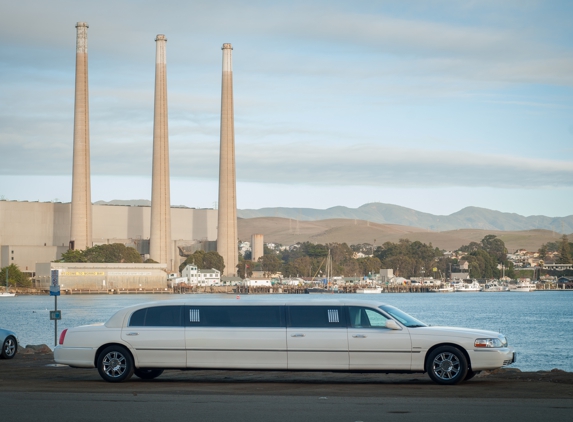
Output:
top-left (149, 34), bottom-right (172, 271)
top-left (70, 22), bottom-right (92, 251)
top-left (217, 43), bottom-right (238, 276)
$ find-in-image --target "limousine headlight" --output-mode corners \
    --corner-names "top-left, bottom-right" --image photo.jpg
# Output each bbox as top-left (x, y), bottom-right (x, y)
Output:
top-left (474, 337), bottom-right (507, 348)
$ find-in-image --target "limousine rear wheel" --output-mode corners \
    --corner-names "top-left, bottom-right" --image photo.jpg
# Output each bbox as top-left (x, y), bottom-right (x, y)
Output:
top-left (426, 346), bottom-right (468, 385)
top-left (134, 368), bottom-right (164, 380)
top-left (97, 345), bottom-right (134, 383)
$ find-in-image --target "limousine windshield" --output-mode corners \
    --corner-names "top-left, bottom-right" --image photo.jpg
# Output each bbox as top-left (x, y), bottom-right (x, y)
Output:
top-left (379, 305), bottom-right (427, 328)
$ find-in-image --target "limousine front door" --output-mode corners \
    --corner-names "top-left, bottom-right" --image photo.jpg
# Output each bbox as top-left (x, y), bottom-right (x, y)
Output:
top-left (347, 307), bottom-right (412, 370)
top-left (121, 306), bottom-right (186, 368)
top-left (184, 306), bottom-right (287, 369)
top-left (286, 306), bottom-right (349, 370)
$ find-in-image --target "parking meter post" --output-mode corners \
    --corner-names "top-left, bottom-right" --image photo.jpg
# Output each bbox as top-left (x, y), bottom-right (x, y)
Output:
top-left (54, 295), bottom-right (57, 347)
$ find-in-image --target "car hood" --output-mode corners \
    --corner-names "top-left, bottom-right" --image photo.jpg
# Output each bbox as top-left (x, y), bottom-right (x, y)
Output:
top-left (410, 325), bottom-right (503, 338)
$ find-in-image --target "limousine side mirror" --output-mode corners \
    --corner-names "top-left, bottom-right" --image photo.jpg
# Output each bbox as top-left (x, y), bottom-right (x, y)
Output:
top-left (385, 320), bottom-right (401, 330)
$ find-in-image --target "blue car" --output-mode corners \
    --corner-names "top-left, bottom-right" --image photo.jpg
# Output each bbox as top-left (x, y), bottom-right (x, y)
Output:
top-left (0, 328), bottom-right (18, 359)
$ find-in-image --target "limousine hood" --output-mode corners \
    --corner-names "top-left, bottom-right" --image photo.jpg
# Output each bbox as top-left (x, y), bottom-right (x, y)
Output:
top-left (411, 326), bottom-right (504, 339)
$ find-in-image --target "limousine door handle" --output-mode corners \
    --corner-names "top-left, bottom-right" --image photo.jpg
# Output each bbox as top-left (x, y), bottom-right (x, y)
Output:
top-left (291, 334), bottom-right (305, 338)
top-left (352, 334), bottom-right (366, 338)
top-left (126, 332), bottom-right (139, 336)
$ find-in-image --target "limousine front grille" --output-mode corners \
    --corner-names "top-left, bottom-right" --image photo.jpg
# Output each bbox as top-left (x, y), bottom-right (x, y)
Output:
top-left (328, 309), bottom-right (339, 323)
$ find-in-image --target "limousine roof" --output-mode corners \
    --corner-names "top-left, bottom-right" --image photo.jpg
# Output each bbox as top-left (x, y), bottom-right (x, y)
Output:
top-left (104, 298), bottom-right (392, 328)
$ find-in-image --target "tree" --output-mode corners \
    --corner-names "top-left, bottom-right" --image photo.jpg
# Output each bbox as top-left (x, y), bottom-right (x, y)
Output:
top-left (59, 244), bottom-right (142, 264)
top-left (203, 251), bottom-right (225, 273)
top-left (260, 254), bottom-right (282, 274)
top-left (236, 260), bottom-right (254, 279)
top-left (0, 264), bottom-right (31, 288)
top-left (357, 257), bottom-right (382, 276)
top-left (179, 250), bottom-right (205, 272)
top-left (538, 244), bottom-right (548, 261)
top-left (557, 235), bottom-right (572, 264)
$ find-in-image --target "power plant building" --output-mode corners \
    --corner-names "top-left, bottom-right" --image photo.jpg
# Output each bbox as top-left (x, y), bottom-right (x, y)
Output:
top-left (251, 234), bottom-right (264, 262)
top-left (0, 200), bottom-right (217, 275)
top-left (69, 22), bottom-right (93, 251)
top-left (217, 43), bottom-right (239, 277)
top-left (0, 28), bottom-right (249, 291)
top-left (149, 34), bottom-right (173, 271)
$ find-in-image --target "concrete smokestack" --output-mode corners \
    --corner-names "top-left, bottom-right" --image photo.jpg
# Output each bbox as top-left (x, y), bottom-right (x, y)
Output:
top-left (217, 43), bottom-right (238, 276)
top-left (149, 34), bottom-right (172, 271)
top-left (70, 22), bottom-right (92, 251)
top-left (251, 234), bottom-right (264, 263)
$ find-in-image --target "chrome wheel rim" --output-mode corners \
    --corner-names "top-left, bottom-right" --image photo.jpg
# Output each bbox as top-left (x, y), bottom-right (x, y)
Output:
top-left (102, 351), bottom-right (127, 378)
top-left (4, 338), bottom-right (16, 356)
top-left (432, 352), bottom-right (461, 380)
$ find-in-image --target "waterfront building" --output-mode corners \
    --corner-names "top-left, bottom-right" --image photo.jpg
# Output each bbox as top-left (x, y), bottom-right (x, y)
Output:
top-left (181, 264), bottom-right (221, 286)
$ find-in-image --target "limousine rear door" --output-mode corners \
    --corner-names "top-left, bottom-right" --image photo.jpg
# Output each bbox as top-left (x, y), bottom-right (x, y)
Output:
top-left (286, 306), bottom-right (348, 370)
top-left (184, 306), bottom-right (287, 370)
top-left (347, 306), bottom-right (412, 370)
top-left (121, 305), bottom-right (186, 368)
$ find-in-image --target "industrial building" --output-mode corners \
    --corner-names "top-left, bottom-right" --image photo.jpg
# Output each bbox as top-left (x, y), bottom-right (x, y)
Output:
top-left (0, 200), bottom-right (217, 276)
top-left (1, 25), bottom-right (242, 292)
top-left (35, 262), bottom-right (169, 292)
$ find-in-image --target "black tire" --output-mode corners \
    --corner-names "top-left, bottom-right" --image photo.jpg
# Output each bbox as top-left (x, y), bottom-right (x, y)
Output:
top-left (134, 368), bottom-right (164, 380)
top-left (464, 369), bottom-right (480, 381)
top-left (96, 345), bottom-right (134, 383)
top-left (426, 346), bottom-right (468, 385)
top-left (1, 336), bottom-right (17, 359)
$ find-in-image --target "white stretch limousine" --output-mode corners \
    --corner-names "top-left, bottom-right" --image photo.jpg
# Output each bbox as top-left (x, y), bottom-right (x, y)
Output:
top-left (54, 299), bottom-right (516, 385)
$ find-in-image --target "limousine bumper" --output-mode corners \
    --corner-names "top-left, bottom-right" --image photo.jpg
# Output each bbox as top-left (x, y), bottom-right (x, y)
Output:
top-left (467, 346), bottom-right (516, 371)
top-left (54, 346), bottom-right (97, 368)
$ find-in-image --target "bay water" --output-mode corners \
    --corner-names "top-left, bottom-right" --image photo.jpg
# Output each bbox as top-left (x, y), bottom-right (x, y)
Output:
top-left (1, 291), bottom-right (571, 372)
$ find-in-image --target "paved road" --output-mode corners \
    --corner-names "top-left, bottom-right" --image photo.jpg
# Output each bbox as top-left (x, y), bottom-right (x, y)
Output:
top-left (2, 355), bottom-right (573, 421)
top-left (2, 392), bottom-right (572, 422)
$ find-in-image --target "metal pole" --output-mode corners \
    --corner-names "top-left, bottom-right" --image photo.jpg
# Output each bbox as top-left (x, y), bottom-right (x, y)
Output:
top-left (54, 295), bottom-right (57, 347)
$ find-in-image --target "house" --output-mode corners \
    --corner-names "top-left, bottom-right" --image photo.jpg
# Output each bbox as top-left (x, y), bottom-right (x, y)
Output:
top-left (181, 264), bottom-right (221, 286)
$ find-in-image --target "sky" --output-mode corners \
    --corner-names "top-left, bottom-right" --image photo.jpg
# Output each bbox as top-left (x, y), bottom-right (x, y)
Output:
top-left (1, 0), bottom-right (572, 217)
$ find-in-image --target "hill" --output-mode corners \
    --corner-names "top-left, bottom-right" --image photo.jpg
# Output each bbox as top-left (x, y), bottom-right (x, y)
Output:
top-left (237, 203), bottom-right (573, 232)
top-left (238, 217), bottom-right (562, 251)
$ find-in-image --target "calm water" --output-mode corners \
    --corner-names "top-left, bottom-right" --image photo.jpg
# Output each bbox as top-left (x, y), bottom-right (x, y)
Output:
top-left (1, 291), bottom-right (571, 372)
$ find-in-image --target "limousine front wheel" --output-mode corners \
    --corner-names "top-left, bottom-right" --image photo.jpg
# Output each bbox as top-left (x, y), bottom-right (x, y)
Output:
top-left (97, 345), bottom-right (134, 383)
top-left (426, 346), bottom-right (468, 385)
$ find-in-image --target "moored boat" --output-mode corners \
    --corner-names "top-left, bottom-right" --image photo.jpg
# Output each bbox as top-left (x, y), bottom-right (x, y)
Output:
top-left (356, 287), bottom-right (383, 294)
top-left (455, 280), bottom-right (482, 292)
top-left (483, 281), bottom-right (509, 292)
top-left (429, 285), bottom-right (454, 293)
top-left (509, 280), bottom-right (536, 292)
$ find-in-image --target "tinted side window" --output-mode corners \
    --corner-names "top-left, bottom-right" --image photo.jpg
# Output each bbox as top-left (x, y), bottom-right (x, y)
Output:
top-left (143, 306), bottom-right (183, 327)
top-left (185, 306), bottom-right (285, 327)
top-left (349, 307), bottom-right (388, 328)
top-left (287, 306), bottom-right (347, 328)
top-left (129, 308), bottom-right (146, 326)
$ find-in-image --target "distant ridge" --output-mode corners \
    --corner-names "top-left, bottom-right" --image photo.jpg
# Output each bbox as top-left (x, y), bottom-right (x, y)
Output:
top-left (237, 203), bottom-right (573, 233)
top-left (94, 200), bottom-right (573, 232)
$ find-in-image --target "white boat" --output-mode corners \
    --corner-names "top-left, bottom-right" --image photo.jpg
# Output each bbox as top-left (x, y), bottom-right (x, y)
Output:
top-left (356, 287), bottom-right (383, 294)
top-left (509, 280), bottom-right (536, 292)
top-left (455, 280), bottom-right (482, 292)
top-left (430, 286), bottom-right (454, 293)
top-left (483, 281), bottom-right (509, 292)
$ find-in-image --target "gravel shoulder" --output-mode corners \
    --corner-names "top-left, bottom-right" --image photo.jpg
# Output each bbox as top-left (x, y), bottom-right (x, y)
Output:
top-left (2, 353), bottom-right (573, 399)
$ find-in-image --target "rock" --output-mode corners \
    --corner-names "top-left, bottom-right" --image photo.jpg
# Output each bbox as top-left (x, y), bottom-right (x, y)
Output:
top-left (550, 368), bottom-right (566, 373)
top-left (18, 347), bottom-right (35, 355)
top-left (24, 344), bottom-right (53, 354)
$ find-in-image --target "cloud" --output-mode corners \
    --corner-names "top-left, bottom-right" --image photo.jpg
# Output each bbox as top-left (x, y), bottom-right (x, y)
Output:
top-left (1, 0), bottom-right (572, 196)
